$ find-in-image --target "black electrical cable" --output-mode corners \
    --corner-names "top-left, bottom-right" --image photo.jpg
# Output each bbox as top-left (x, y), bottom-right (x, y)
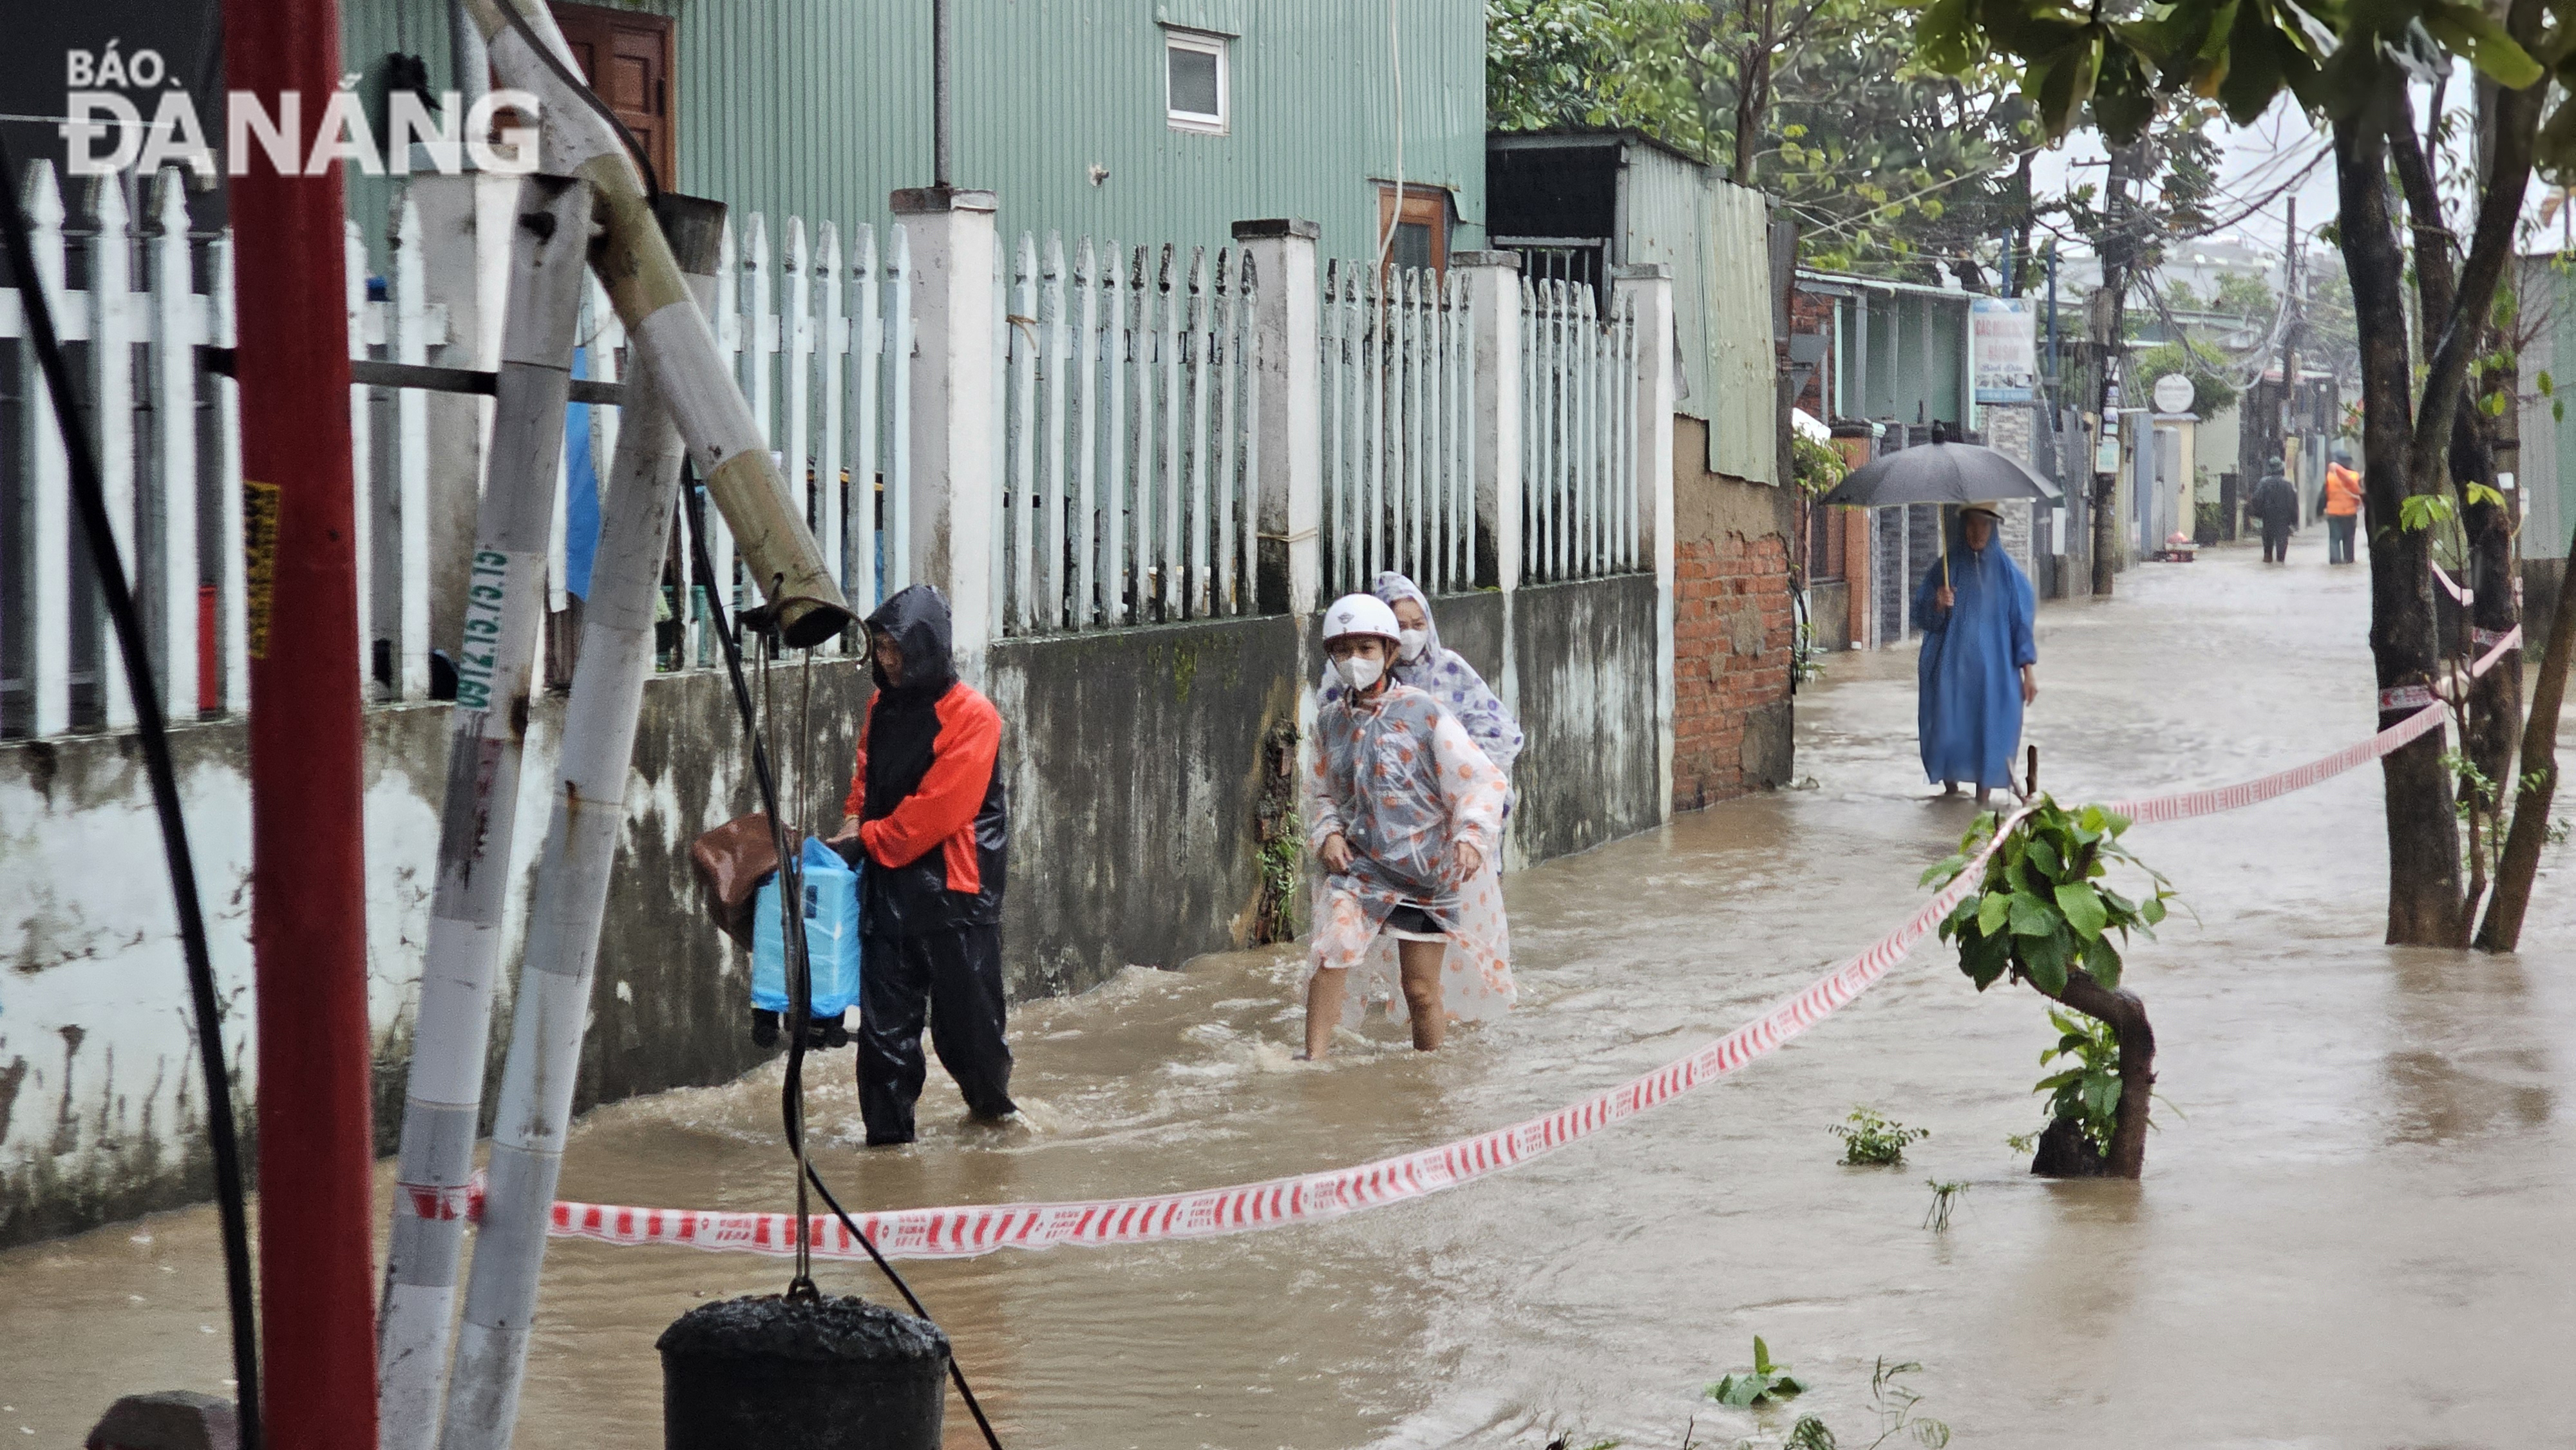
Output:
top-left (681, 482), bottom-right (1007, 1450)
top-left (0, 138), bottom-right (262, 1448)
top-left (495, 0), bottom-right (663, 198)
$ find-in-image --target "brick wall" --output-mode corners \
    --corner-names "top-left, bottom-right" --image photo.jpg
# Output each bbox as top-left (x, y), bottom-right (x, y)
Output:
top-left (1672, 416), bottom-right (1797, 811)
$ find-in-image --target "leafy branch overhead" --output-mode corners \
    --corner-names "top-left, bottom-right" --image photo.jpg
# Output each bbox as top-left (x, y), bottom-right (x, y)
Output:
top-left (1915, 0), bottom-right (2576, 180)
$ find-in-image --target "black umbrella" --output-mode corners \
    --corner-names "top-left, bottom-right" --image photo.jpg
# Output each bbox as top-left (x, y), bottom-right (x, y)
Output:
top-left (1817, 438), bottom-right (2058, 590)
top-left (1816, 440), bottom-right (2060, 510)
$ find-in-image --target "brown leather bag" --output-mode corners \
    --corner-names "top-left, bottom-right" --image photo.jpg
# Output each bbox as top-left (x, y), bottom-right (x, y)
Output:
top-left (690, 812), bottom-right (777, 949)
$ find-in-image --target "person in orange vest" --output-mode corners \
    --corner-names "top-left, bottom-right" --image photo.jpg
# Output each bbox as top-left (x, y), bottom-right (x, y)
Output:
top-left (2323, 448), bottom-right (2363, 565)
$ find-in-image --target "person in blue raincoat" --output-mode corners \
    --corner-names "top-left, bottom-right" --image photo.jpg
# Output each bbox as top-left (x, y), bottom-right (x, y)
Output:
top-left (1913, 502), bottom-right (2038, 801)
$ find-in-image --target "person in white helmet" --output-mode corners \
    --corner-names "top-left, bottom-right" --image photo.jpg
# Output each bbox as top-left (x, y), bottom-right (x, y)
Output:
top-left (1303, 593), bottom-right (1513, 1059)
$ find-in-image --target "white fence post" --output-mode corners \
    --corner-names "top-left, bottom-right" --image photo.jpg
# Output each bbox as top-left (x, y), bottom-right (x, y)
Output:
top-left (346, 217), bottom-right (375, 699)
top-left (19, 162), bottom-right (70, 735)
top-left (90, 178), bottom-right (137, 730)
top-left (816, 221), bottom-right (847, 616)
top-left (1232, 218), bottom-right (1320, 617)
top-left (149, 171), bottom-right (200, 718)
top-left (892, 185), bottom-right (1001, 680)
top-left (782, 215), bottom-right (812, 528)
top-left (848, 223), bottom-right (885, 617)
top-left (1459, 251), bottom-right (1522, 594)
top-left (389, 192), bottom-right (433, 701)
top-left (216, 232), bottom-right (247, 717)
top-left (1615, 263), bottom-right (1677, 823)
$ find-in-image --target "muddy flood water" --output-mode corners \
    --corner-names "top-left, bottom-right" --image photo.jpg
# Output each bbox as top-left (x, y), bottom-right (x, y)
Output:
top-left (6, 535), bottom-right (2574, 1449)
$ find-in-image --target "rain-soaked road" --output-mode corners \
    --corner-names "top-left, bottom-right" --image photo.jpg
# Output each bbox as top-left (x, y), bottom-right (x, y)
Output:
top-left (6, 535), bottom-right (2574, 1449)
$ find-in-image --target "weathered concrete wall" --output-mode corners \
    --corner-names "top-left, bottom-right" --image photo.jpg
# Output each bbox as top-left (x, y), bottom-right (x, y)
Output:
top-left (1512, 576), bottom-right (1663, 860)
top-left (0, 662), bottom-right (869, 1248)
top-left (1671, 415), bottom-right (1796, 812)
top-left (986, 617), bottom-right (1303, 997)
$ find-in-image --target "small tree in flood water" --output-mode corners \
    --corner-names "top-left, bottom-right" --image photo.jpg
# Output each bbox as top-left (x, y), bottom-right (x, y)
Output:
top-left (1924, 800), bottom-right (2175, 1178)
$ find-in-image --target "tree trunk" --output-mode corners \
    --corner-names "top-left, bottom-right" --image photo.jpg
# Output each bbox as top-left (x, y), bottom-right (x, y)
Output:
top-left (2392, 96), bottom-right (2528, 811)
top-left (2041, 970), bottom-right (2155, 1180)
top-left (2334, 106), bottom-right (2468, 945)
top-left (2476, 514), bottom-right (2576, 949)
top-left (1730, 0), bottom-right (1772, 188)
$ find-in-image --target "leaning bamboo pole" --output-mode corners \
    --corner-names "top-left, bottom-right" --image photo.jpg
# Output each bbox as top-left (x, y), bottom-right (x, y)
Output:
top-left (465, 0), bottom-right (849, 645)
top-left (374, 173), bottom-right (592, 1450)
top-left (436, 198), bottom-right (726, 1450)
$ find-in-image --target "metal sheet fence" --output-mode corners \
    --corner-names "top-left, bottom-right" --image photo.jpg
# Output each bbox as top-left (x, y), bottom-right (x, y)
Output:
top-left (994, 236), bottom-right (1261, 636)
top-left (1320, 261), bottom-right (1473, 599)
top-left (1521, 278), bottom-right (1640, 583)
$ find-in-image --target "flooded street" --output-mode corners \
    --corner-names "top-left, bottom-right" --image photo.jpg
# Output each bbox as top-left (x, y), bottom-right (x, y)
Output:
top-left (6, 537), bottom-right (2573, 1448)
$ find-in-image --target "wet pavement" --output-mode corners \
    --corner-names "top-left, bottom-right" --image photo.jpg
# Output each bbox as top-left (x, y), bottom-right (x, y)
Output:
top-left (5, 534), bottom-right (2573, 1448)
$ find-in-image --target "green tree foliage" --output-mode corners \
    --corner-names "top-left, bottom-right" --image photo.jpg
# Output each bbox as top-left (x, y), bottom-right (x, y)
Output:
top-left (1915, 0), bottom-right (2566, 948)
top-left (1485, 0), bottom-right (2039, 285)
top-left (1486, 0), bottom-right (1706, 140)
top-left (2166, 270), bottom-right (2279, 319)
top-left (2133, 337), bottom-right (2240, 415)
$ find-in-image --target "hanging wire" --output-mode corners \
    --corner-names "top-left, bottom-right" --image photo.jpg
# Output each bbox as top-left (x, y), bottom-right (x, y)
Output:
top-left (681, 481), bottom-right (1005, 1449)
top-left (755, 620), bottom-right (820, 1299)
top-left (0, 133), bottom-right (262, 1449)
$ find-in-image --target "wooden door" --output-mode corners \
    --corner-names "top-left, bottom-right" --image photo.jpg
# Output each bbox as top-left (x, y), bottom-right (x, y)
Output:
top-left (549, 2), bottom-right (676, 189)
top-left (1376, 184), bottom-right (1451, 279)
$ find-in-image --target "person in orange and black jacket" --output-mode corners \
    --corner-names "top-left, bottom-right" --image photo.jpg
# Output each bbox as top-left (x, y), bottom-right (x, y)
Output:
top-left (831, 584), bottom-right (1017, 1145)
top-left (2323, 448), bottom-right (2363, 565)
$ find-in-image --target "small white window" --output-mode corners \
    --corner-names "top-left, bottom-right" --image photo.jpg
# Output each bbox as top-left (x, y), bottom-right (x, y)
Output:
top-left (1166, 30), bottom-right (1228, 135)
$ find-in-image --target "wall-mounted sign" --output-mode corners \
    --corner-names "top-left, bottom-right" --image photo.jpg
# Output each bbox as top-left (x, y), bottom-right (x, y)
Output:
top-left (1971, 297), bottom-right (2036, 404)
top-left (2152, 372), bottom-right (2197, 415)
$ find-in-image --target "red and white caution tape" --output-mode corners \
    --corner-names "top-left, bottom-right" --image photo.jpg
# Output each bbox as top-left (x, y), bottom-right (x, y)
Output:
top-left (515, 623), bottom-right (2528, 1264)
top-left (528, 807), bottom-right (2032, 1263)
top-left (2432, 562), bottom-right (2475, 605)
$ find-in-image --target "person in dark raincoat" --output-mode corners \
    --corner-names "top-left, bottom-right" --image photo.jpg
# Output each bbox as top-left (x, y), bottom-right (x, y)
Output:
top-left (2248, 460), bottom-right (2300, 563)
top-left (1913, 503), bottom-right (2038, 802)
top-left (832, 584), bottom-right (1018, 1145)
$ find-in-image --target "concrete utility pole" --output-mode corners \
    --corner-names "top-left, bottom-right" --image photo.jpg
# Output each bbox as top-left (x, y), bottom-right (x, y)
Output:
top-left (2088, 285), bottom-right (2121, 598)
top-left (2088, 143), bottom-right (2135, 598)
top-left (2280, 197), bottom-right (2304, 515)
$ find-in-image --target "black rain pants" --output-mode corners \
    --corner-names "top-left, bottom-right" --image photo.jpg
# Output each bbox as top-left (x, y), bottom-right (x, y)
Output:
top-left (2262, 522), bottom-right (2291, 562)
top-left (858, 924), bottom-right (1017, 1145)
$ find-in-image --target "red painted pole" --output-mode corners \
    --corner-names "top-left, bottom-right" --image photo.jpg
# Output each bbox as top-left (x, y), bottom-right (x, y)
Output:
top-left (225, 0), bottom-right (382, 1444)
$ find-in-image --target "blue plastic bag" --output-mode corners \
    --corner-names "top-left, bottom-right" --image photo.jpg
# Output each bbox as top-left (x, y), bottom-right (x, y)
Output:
top-left (752, 837), bottom-right (863, 1019)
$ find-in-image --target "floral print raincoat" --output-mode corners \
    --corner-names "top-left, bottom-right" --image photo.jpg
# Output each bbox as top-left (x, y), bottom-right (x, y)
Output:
top-left (1306, 680), bottom-right (1515, 1027)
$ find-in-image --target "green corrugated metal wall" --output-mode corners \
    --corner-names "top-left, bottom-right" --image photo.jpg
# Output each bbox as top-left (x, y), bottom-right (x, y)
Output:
top-left (1611, 144), bottom-right (1776, 483)
top-left (339, 0), bottom-right (1484, 274)
top-left (2541, 265), bottom-right (2575, 559)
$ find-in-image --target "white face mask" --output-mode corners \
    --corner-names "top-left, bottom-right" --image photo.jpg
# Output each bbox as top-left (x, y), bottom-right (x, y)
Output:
top-left (1334, 654), bottom-right (1385, 692)
top-left (1397, 628), bottom-right (1429, 663)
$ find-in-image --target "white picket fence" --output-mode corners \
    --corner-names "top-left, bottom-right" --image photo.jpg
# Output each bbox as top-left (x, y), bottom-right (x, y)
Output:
top-left (5, 165), bottom-right (1658, 744)
top-left (993, 236), bottom-right (1260, 637)
top-left (1522, 278), bottom-right (1640, 583)
top-left (1319, 261), bottom-right (1477, 599)
top-left (6, 164), bottom-right (252, 737)
top-left (712, 208), bottom-right (914, 654)
top-left (0, 164), bottom-right (927, 739)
